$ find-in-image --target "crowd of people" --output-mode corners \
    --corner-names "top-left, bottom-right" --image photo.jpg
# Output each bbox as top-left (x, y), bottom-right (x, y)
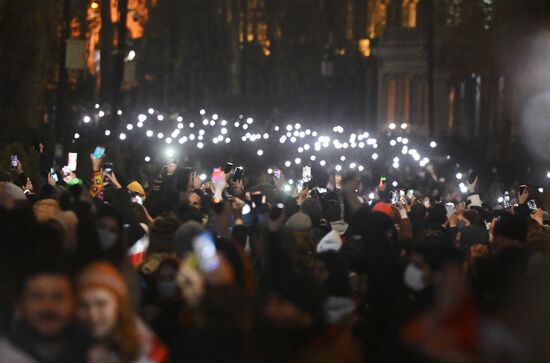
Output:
top-left (1, 143), bottom-right (550, 363)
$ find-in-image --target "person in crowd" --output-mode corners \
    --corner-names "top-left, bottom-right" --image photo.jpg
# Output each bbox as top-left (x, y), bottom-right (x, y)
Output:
top-left (77, 261), bottom-right (168, 363)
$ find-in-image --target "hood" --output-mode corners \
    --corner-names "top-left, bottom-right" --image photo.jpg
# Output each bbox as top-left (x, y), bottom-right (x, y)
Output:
top-left (316, 230), bottom-right (343, 253)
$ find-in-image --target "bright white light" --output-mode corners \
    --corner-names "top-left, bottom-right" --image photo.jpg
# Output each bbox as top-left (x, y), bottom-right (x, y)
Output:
top-left (430, 141), bottom-right (437, 148)
top-left (286, 124), bottom-right (293, 131)
top-left (358, 142), bottom-right (365, 148)
top-left (392, 181), bottom-right (398, 187)
top-left (303, 144), bottom-right (310, 150)
top-left (197, 142), bottom-right (204, 149)
top-left (146, 130), bottom-right (153, 137)
top-left (459, 183), bottom-right (468, 193)
top-left (279, 136), bottom-right (287, 143)
top-left (372, 153), bottom-right (378, 160)
top-left (456, 172), bottom-right (463, 180)
top-left (372, 144), bottom-right (378, 149)
top-left (497, 196), bottom-right (504, 203)
top-left (105, 130), bottom-right (111, 136)
top-left (212, 114), bottom-right (218, 120)
top-left (547, 171), bottom-right (550, 179)
top-left (350, 162), bottom-right (356, 169)
top-left (241, 136), bottom-right (247, 142)
top-left (221, 120), bottom-right (227, 126)
top-left (294, 158), bottom-right (301, 165)
top-left (127, 50), bottom-right (136, 61)
top-left (198, 135), bottom-right (204, 141)
top-left (177, 116), bottom-right (183, 122)
top-left (390, 139), bottom-right (397, 146)
top-left (393, 163), bottom-right (399, 169)
top-left (389, 122), bottom-right (396, 130)
top-left (199, 129), bottom-right (205, 136)
top-left (358, 165), bottom-right (364, 172)
top-left (299, 131), bottom-right (306, 138)
top-left (137, 122), bottom-right (143, 128)
top-left (293, 130), bottom-right (300, 137)
top-left (221, 128), bottom-right (228, 135)
top-left (368, 192), bottom-right (375, 199)
top-left (401, 123), bottom-right (408, 129)
top-left (189, 122), bottom-right (195, 128)
top-left (95, 103), bottom-right (100, 109)
top-left (199, 109), bottom-right (206, 115)
top-left (144, 156), bottom-right (150, 162)
top-left (267, 168), bottom-right (273, 174)
top-left (126, 124), bottom-right (133, 130)
top-left (290, 137), bottom-right (297, 143)
top-left (243, 124), bottom-right (249, 130)
top-left (156, 115), bottom-right (164, 121)
top-left (305, 129), bottom-right (311, 135)
top-left (311, 131), bottom-right (318, 137)
top-left (310, 155), bottom-right (317, 161)
top-left (257, 149), bottom-right (264, 156)
top-left (210, 120), bottom-right (216, 126)
top-left (401, 146), bottom-right (408, 155)
top-left (285, 160), bottom-right (291, 167)
top-left (298, 147), bottom-right (304, 153)
top-left (320, 160), bottom-right (326, 166)
top-left (335, 165), bottom-right (342, 172)
top-left (119, 133), bottom-right (126, 140)
top-left (202, 119), bottom-right (208, 126)
top-left (98, 110), bottom-right (105, 117)
top-left (393, 157), bottom-right (400, 163)
top-left (148, 108), bottom-right (154, 114)
top-left (138, 114), bottom-right (147, 122)
top-left (402, 138), bottom-right (409, 145)
top-left (165, 137), bottom-right (172, 144)
top-left (83, 115), bottom-right (91, 123)
top-left (178, 137), bottom-right (187, 144)
top-left (225, 138), bottom-right (231, 143)
top-left (539, 187), bottom-right (544, 193)
top-left (166, 149), bottom-right (175, 158)
top-left (74, 133), bottom-right (80, 139)
top-left (283, 184), bottom-right (291, 192)
top-left (274, 126), bottom-right (280, 131)
top-left (117, 109), bottom-right (123, 116)
top-left (288, 179), bottom-right (294, 185)
top-left (294, 123), bottom-right (301, 129)
top-left (397, 137), bottom-right (403, 142)
top-left (340, 155), bottom-right (346, 161)
top-left (177, 123), bottom-right (184, 129)
top-left (246, 117), bottom-right (253, 124)
top-left (157, 132), bottom-right (164, 139)
top-left (200, 173), bottom-right (207, 181)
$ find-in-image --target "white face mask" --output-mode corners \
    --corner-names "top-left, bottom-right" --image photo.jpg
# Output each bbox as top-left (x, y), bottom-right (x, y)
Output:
top-left (403, 263), bottom-right (426, 292)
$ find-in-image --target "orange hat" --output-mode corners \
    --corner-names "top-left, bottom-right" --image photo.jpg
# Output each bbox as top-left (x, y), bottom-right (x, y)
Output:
top-left (372, 202), bottom-right (394, 219)
top-left (77, 262), bottom-right (129, 303)
top-left (127, 181), bottom-right (146, 198)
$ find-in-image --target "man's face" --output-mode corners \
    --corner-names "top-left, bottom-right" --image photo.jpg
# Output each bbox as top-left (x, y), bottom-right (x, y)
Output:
top-left (17, 274), bottom-right (75, 338)
top-left (188, 192), bottom-right (201, 210)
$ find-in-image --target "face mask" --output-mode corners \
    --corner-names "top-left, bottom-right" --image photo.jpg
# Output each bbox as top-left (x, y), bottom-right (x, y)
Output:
top-left (403, 263), bottom-right (426, 292)
top-left (158, 281), bottom-right (177, 299)
top-left (97, 228), bottom-right (117, 250)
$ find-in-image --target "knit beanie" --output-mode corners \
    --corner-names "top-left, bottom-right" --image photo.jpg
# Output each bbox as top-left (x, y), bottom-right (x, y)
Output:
top-left (286, 212), bottom-right (312, 231)
top-left (372, 202), bottom-right (393, 219)
top-left (78, 262), bottom-right (129, 304)
top-left (127, 181), bottom-right (146, 199)
top-left (149, 215), bottom-right (181, 254)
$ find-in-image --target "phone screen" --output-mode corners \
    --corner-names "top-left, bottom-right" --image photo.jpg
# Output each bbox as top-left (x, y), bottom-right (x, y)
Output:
top-left (335, 175), bottom-right (342, 189)
top-left (527, 199), bottom-right (538, 212)
top-left (68, 153), bottom-right (78, 172)
top-left (211, 167), bottom-right (224, 184)
top-left (273, 169), bottom-right (281, 179)
top-left (10, 155), bottom-right (18, 168)
top-left (92, 146), bottom-right (105, 159)
top-left (407, 189), bottom-right (414, 199)
top-left (302, 166), bottom-right (312, 182)
top-left (193, 232), bottom-right (219, 272)
top-left (445, 203), bottom-right (455, 217)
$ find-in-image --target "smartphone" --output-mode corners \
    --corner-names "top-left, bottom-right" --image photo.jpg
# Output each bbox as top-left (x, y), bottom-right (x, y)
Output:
top-left (223, 162), bottom-right (234, 174)
top-left (211, 167), bottom-right (224, 183)
top-left (399, 190), bottom-right (405, 198)
top-left (192, 232), bottom-right (219, 272)
top-left (317, 188), bottom-right (328, 194)
top-left (407, 189), bottom-right (414, 199)
top-left (504, 191), bottom-right (510, 202)
top-left (132, 195), bottom-right (143, 205)
top-left (10, 154), bottom-right (18, 169)
top-left (273, 169), bottom-right (281, 179)
top-left (390, 191), bottom-right (399, 205)
top-left (102, 162), bottom-right (113, 175)
top-left (519, 185), bottom-right (527, 195)
top-left (468, 171), bottom-right (478, 184)
top-left (251, 193), bottom-right (265, 209)
top-left (50, 168), bottom-right (58, 182)
top-left (302, 166), bottom-right (312, 182)
top-left (233, 166), bottom-right (244, 181)
top-left (92, 146), bottom-right (105, 160)
top-left (445, 202), bottom-right (455, 217)
top-left (527, 199), bottom-right (538, 212)
top-left (68, 153), bottom-right (78, 172)
top-left (335, 174), bottom-right (342, 189)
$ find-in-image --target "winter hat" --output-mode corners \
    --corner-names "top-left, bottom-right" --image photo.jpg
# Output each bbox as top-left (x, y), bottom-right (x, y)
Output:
top-left (494, 212), bottom-right (528, 243)
top-left (372, 202), bottom-right (393, 219)
top-left (286, 212), bottom-right (312, 231)
top-left (33, 199), bottom-right (60, 222)
top-left (0, 182), bottom-right (26, 201)
top-left (174, 220), bottom-right (204, 257)
top-left (149, 215), bottom-right (181, 254)
top-left (316, 230), bottom-right (343, 253)
top-left (78, 262), bottom-right (129, 303)
top-left (127, 181), bottom-right (146, 199)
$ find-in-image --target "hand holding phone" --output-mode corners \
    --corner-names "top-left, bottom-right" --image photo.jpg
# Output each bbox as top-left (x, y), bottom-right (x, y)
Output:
top-left (68, 153), bottom-right (78, 172)
top-left (193, 232), bottom-right (220, 273)
top-left (91, 146), bottom-right (105, 160)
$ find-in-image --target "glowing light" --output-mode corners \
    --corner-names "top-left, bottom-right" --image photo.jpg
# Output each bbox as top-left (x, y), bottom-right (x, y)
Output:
top-left (547, 171), bottom-right (550, 178)
top-left (430, 141), bottom-right (437, 148)
top-left (212, 114), bottom-right (219, 120)
top-left (294, 158), bottom-right (301, 165)
top-left (157, 115), bottom-right (164, 121)
top-left (283, 185), bottom-right (291, 192)
top-left (279, 136), bottom-right (287, 143)
top-left (257, 149), bottom-right (264, 156)
top-left (285, 160), bottom-right (291, 167)
top-left (401, 123), bottom-right (408, 129)
top-left (177, 116), bottom-right (183, 122)
top-left (210, 120), bottom-right (216, 126)
top-left (197, 142), bottom-right (204, 149)
top-left (358, 142), bottom-right (365, 148)
top-left (267, 168), bottom-right (273, 174)
top-left (137, 122), bottom-right (143, 128)
top-left (303, 144), bottom-right (310, 150)
top-left (246, 117), bottom-right (254, 124)
top-left (165, 137), bottom-right (172, 144)
top-left (390, 139), bottom-right (397, 146)
top-left (177, 123), bottom-right (184, 129)
top-left (459, 183), bottom-right (468, 193)
top-left (199, 109), bottom-right (206, 115)
top-left (202, 119), bottom-right (209, 126)
top-left (310, 155), bottom-right (317, 161)
top-left (83, 115), bottom-right (91, 123)
top-left (126, 50), bottom-right (135, 61)
top-left (340, 156), bottom-right (346, 161)
top-left (402, 138), bottom-right (409, 145)
top-left (148, 108), bottom-right (154, 114)
top-left (104, 130), bottom-right (111, 136)
top-left (221, 128), bottom-right (228, 135)
top-left (294, 123), bottom-right (301, 129)
top-left (392, 181), bottom-right (398, 187)
top-left (263, 133), bottom-right (269, 139)
top-left (166, 149), bottom-right (175, 158)
top-left (539, 187), bottom-right (544, 193)
top-left (393, 157), bottom-right (400, 163)
top-left (288, 179), bottom-right (294, 185)
top-left (350, 162), bottom-right (356, 169)
top-left (368, 192), bottom-right (375, 199)
top-left (393, 163), bottom-right (399, 169)
top-left (290, 137), bottom-right (297, 143)
top-left (95, 103), bottom-right (100, 109)
top-left (144, 156), bottom-right (150, 162)
top-left (138, 114), bottom-right (147, 122)
top-left (221, 120), bottom-right (227, 126)
top-left (126, 124), bottom-right (133, 130)
top-left (335, 165), bottom-right (342, 172)
top-left (225, 138), bottom-right (231, 143)
top-left (497, 196), bottom-right (504, 203)
top-left (98, 110), bottom-right (105, 117)
top-left (178, 137), bottom-right (187, 144)
top-left (456, 172), bottom-right (463, 180)
top-left (372, 153), bottom-right (378, 160)
top-left (320, 160), bottom-right (326, 166)
top-left (286, 125), bottom-right (293, 131)
top-left (312, 131), bottom-right (318, 137)
top-left (358, 165), bottom-right (364, 172)
top-left (189, 122), bottom-right (195, 128)
top-left (243, 124), bottom-right (249, 130)
top-left (298, 147), bottom-right (304, 153)
top-left (274, 126), bottom-right (280, 131)
top-left (119, 133), bottom-right (126, 140)
top-left (199, 129), bottom-right (205, 136)
top-left (200, 173), bottom-right (207, 181)
top-left (146, 130), bottom-right (153, 137)
top-left (74, 133), bottom-right (80, 139)
top-left (90, 1), bottom-right (99, 9)
top-left (157, 132), bottom-right (164, 139)
top-left (389, 122), bottom-right (396, 130)
top-left (397, 137), bottom-right (403, 142)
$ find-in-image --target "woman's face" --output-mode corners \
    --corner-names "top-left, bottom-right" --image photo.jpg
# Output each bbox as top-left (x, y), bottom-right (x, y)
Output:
top-left (78, 288), bottom-right (118, 339)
